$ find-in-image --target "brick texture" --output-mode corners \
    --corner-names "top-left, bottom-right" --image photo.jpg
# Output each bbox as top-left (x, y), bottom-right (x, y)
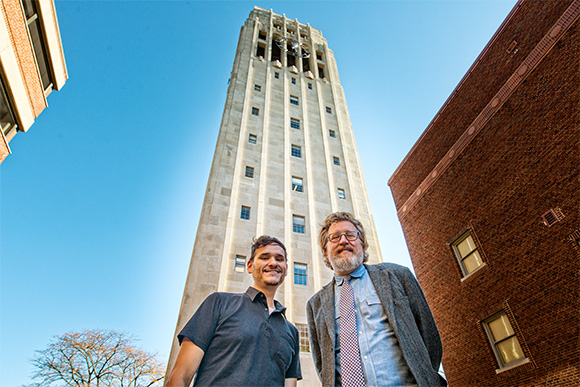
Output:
top-left (389, 1), bottom-right (579, 386)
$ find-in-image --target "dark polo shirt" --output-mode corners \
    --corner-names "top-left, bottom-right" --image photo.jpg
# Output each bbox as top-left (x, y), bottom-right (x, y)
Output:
top-left (178, 287), bottom-right (302, 386)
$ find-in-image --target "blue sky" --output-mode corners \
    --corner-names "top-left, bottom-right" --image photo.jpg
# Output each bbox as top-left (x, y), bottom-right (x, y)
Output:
top-left (1, 0), bottom-right (516, 384)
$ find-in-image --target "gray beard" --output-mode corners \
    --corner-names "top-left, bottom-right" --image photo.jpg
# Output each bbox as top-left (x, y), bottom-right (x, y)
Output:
top-left (330, 251), bottom-right (364, 273)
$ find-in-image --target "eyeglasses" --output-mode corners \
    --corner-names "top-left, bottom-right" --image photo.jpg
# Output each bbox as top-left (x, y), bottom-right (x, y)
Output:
top-left (328, 231), bottom-right (359, 243)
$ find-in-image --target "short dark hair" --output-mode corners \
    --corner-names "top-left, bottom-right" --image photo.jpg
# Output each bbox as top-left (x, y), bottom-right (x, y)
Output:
top-left (319, 212), bottom-right (369, 269)
top-left (250, 235), bottom-right (287, 261)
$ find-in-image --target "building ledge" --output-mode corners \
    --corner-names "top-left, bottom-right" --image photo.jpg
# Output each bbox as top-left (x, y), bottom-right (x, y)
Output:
top-left (495, 357), bottom-right (530, 374)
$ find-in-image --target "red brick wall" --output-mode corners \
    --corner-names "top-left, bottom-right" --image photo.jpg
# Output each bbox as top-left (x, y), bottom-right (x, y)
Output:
top-left (390, 1), bottom-right (579, 385)
top-left (389, 0), bottom-right (574, 209)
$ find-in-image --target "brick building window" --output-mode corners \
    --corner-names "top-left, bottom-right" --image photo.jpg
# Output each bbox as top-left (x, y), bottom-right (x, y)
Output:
top-left (291, 144), bottom-right (301, 158)
top-left (22, 0), bottom-right (53, 91)
top-left (240, 206), bottom-right (251, 220)
top-left (292, 176), bottom-right (303, 192)
top-left (0, 76), bottom-right (17, 136)
top-left (452, 231), bottom-right (484, 276)
top-left (248, 134), bottom-right (257, 144)
top-left (234, 255), bottom-right (246, 273)
top-left (245, 166), bottom-right (254, 178)
top-left (290, 118), bottom-right (300, 130)
top-left (293, 215), bottom-right (305, 234)
top-left (251, 107), bottom-right (259, 116)
top-left (290, 95), bottom-right (299, 106)
top-left (296, 323), bottom-right (310, 352)
top-left (482, 311), bottom-right (526, 369)
top-left (294, 263), bottom-right (307, 285)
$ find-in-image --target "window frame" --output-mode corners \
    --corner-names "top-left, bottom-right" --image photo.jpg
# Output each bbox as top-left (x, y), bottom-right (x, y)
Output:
top-left (290, 117), bottom-right (300, 130)
top-left (292, 215), bottom-right (305, 234)
top-left (234, 255), bottom-right (246, 273)
top-left (291, 144), bottom-right (302, 158)
top-left (290, 95), bottom-right (299, 106)
top-left (482, 310), bottom-right (527, 370)
top-left (294, 263), bottom-right (308, 286)
top-left (292, 176), bottom-right (303, 192)
top-left (452, 230), bottom-right (485, 277)
top-left (295, 323), bottom-right (311, 352)
top-left (240, 206), bottom-right (251, 220)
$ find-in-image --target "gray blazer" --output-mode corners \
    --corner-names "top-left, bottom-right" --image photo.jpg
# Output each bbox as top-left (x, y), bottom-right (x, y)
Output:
top-left (306, 263), bottom-right (446, 386)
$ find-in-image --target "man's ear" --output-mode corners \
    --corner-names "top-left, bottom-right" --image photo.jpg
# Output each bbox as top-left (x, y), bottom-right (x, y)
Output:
top-left (247, 258), bottom-right (254, 273)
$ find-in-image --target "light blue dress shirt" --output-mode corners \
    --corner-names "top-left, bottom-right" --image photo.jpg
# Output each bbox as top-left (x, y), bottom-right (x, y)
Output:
top-left (334, 265), bottom-right (417, 387)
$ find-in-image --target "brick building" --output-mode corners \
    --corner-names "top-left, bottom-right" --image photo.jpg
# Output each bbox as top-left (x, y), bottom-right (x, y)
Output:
top-left (0, 0), bottom-right (67, 165)
top-left (389, 0), bottom-right (579, 385)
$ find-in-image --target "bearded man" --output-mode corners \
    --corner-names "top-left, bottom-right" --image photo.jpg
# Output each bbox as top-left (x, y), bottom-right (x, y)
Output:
top-left (167, 235), bottom-right (301, 387)
top-left (306, 212), bottom-right (446, 387)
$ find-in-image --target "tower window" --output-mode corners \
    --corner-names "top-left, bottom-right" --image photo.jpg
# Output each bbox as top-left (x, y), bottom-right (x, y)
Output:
top-left (287, 44), bottom-right (296, 67)
top-left (482, 311), bottom-right (527, 369)
top-left (258, 31), bottom-right (266, 40)
top-left (318, 66), bottom-right (325, 79)
top-left (248, 134), bottom-right (257, 144)
top-left (316, 51), bottom-right (323, 60)
top-left (234, 255), bottom-right (246, 273)
top-left (256, 43), bottom-right (265, 58)
top-left (333, 156), bottom-right (340, 166)
top-left (292, 176), bottom-right (303, 192)
top-left (294, 263), bottom-right (307, 285)
top-left (245, 166), bottom-right (254, 178)
top-left (452, 231), bottom-right (484, 277)
top-left (303, 56), bottom-right (311, 72)
top-left (326, 106), bottom-right (332, 114)
top-left (271, 39), bottom-right (281, 62)
top-left (337, 188), bottom-right (345, 199)
top-left (329, 129), bottom-right (336, 138)
top-left (291, 144), bottom-right (302, 158)
top-left (293, 215), bottom-right (305, 234)
top-left (296, 323), bottom-right (311, 352)
top-left (308, 83), bottom-right (312, 90)
top-left (241, 206), bottom-right (251, 220)
top-left (252, 107), bottom-right (259, 116)
top-left (290, 96), bottom-right (299, 106)
top-left (291, 78), bottom-right (296, 85)
top-left (254, 84), bottom-right (261, 92)
top-left (274, 72), bottom-right (280, 79)
top-left (290, 118), bottom-right (300, 130)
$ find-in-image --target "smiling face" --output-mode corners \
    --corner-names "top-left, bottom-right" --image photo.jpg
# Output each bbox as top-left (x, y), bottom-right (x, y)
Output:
top-left (325, 221), bottom-right (365, 275)
top-left (247, 243), bottom-right (288, 291)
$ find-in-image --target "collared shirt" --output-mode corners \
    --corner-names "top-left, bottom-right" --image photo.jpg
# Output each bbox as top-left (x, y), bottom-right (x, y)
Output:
top-left (334, 265), bottom-right (416, 387)
top-left (178, 287), bottom-right (302, 386)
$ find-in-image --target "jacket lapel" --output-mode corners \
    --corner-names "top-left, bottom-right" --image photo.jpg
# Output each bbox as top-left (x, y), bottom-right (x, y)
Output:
top-left (320, 281), bottom-right (336, 347)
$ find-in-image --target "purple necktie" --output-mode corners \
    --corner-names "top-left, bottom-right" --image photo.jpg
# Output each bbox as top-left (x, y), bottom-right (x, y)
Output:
top-left (339, 276), bottom-right (366, 386)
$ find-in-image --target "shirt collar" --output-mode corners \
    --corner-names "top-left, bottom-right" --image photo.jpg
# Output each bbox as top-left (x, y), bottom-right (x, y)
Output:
top-left (334, 264), bottom-right (366, 285)
top-left (245, 286), bottom-right (287, 314)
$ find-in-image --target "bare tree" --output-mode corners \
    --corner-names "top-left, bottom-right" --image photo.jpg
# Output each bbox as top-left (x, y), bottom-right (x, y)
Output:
top-left (27, 329), bottom-right (164, 387)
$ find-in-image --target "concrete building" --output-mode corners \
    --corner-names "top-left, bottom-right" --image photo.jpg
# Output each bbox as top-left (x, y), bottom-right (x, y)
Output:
top-left (389, 0), bottom-right (579, 385)
top-left (166, 7), bottom-right (383, 383)
top-left (0, 0), bottom-right (67, 165)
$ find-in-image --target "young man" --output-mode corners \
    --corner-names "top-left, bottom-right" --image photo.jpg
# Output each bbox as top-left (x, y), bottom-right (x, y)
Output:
top-left (307, 212), bottom-right (446, 386)
top-left (167, 236), bottom-right (302, 386)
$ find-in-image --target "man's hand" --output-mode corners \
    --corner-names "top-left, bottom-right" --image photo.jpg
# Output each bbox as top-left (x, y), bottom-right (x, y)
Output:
top-left (165, 338), bottom-right (205, 387)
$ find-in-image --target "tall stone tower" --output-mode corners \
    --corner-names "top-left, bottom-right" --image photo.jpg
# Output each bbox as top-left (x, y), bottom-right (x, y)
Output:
top-left (167, 7), bottom-right (383, 383)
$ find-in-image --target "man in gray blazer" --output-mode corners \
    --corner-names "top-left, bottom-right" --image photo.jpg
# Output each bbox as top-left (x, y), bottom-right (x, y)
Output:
top-left (307, 212), bottom-right (446, 386)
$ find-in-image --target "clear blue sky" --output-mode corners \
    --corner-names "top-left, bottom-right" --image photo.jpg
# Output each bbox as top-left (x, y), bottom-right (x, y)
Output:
top-left (1, 0), bottom-right (516, 384)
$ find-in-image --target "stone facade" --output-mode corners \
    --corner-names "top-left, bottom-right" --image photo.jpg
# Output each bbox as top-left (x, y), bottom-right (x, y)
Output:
top-left (389, 1), bottom-right (579, 385)
top-left (167, 7), bottom-right (383, 385)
